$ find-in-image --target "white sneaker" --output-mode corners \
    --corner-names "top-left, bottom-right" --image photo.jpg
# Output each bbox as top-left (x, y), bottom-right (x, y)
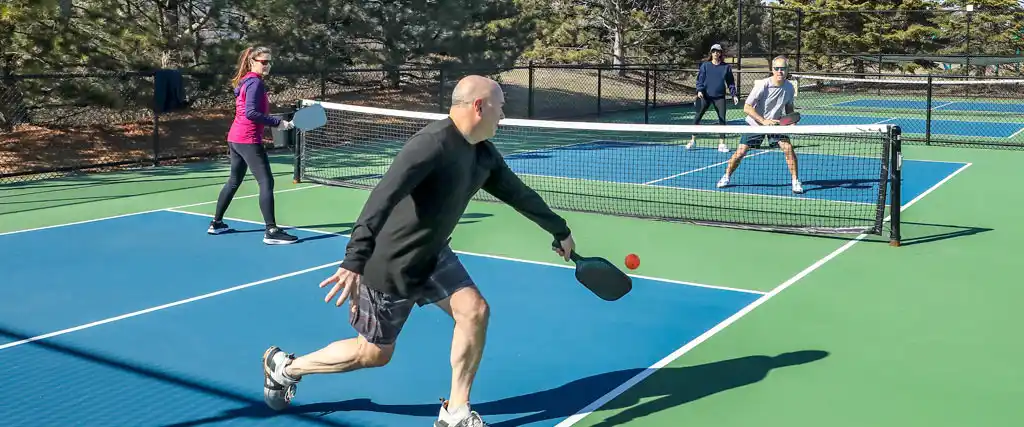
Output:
top-left (717, 175), bottom-right (730, 188)
top-left (792, 180), bottom-right (804, 194)
top-left (686, 140), bottom-right (695, 150)
top-left (718, 141), bottom-right (729, 152)
top-left (435, 399), bottom-right (489, 426)
top-left (262, 346), bottom-right (299, 411)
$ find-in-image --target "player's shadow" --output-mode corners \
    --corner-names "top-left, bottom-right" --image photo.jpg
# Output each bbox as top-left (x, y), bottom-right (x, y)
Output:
top-left (214, 213), bottom-right (494, 243)
top-left (281, 350), bottom-right (829, 426)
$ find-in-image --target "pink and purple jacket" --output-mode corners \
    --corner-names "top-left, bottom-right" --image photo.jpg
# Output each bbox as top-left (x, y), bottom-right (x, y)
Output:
top-left (226, 72), bottom-right (282, 144)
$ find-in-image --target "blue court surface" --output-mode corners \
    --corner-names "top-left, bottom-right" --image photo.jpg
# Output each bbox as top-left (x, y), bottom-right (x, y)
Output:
top-left (506, 141), bottom-right (968, 205)
top-left (833, 98), bottom-right (1024, 114)
top-left (0, 210), bottom-right (763, 427)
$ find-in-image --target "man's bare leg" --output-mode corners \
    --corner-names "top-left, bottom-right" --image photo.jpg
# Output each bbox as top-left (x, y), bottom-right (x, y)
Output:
top-left (287, 336), bottom-right (394, 378)
top-left (718, 144), bottom-right (750, 187)
top-left (435, 286), bottom-right (490, 412)
top-left (779, 140), bottom-right (803, 193)
top-left (779, 140), bottom-right (799, 180)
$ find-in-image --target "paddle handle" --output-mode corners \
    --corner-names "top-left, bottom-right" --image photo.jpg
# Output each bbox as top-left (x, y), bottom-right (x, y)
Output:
top-left (552, 239), bottom-right (581, 262)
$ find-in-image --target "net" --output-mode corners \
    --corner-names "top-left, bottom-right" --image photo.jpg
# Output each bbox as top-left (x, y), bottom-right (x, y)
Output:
top-left (293, 100), bottom-right (902, 243)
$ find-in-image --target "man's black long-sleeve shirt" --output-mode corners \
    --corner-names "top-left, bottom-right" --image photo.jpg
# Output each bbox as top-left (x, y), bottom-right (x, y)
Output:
top-left (339, 117), bottom-right (572, 299)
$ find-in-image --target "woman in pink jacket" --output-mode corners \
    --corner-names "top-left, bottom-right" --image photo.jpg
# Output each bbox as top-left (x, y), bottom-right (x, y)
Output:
top-left (208, 46), bottom-right (297, 245)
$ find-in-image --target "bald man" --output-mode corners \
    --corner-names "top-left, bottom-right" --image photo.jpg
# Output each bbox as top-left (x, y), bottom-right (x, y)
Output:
top-left (261, 75), bottom-right (576, 426)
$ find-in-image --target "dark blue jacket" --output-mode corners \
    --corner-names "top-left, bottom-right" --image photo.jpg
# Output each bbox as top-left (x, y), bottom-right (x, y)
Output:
top-left (695, 61), bottom-right (737, 99)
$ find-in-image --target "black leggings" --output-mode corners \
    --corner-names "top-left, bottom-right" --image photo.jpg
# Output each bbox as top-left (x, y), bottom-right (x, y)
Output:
top-left (693, 96), bottom-right (728, 138)
top-left (214, 142), bottom-right (276, 227)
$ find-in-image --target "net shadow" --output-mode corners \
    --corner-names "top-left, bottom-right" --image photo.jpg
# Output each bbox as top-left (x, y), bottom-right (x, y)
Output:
top-left (759, 220), bottom-right (992, 246)
top-left (0, 326), bottom-right (358, 427)
top-left (886, 221), bottom-right (993, 247)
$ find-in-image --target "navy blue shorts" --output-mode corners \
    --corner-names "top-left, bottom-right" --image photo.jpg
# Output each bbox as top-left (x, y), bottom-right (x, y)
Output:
top-left (740, 133), bottom-right (790, 148)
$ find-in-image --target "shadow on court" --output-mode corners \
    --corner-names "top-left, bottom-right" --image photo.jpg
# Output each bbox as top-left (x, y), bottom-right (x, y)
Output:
top-left (213, 213), bottom-right (494, 244)
top-left (724, 178), bottom-right (879, 193)
top-left (0, 325), bottom-right (824, 427)
top-left (281, 350), bottom-right (830, 426)
top-left (0, 167), bottom-right (295, 216)
top-left (206, 212), bottom-right (494, 244)
top-left (739, 221), bottom-right (992, 248)
top-left (0, 326), bottom-right (359, 427)
top-left (888, 221), bottom-right (994, 247)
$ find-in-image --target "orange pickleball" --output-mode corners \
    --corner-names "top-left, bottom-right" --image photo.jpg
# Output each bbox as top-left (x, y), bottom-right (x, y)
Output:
top-left (624, 253), bottom-right (640, 270)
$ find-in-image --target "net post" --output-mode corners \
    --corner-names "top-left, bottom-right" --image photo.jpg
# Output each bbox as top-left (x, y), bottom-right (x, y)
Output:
top-left (292, 99), bottom-right (303, 185)
top-left (889, 125), bottom-right (902, 247)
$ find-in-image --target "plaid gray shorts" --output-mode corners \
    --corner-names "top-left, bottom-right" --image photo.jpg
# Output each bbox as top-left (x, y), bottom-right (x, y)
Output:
top-left (349, 245), bottom-right (475, 346)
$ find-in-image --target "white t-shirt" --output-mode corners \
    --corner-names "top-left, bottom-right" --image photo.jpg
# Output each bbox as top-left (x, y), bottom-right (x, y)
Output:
top-left (744, 77), bottom-right (795, 126)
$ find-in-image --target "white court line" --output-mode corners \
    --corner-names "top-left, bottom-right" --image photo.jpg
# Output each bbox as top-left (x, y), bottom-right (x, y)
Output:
top-left (166, 208), bottom-right (765, 296)
top-left (1008, 126), bottom-right (1024, 139)
top-left (0, 261), bottom-right (340, 351)
top-left (642, 150), bottom-right (773, 185)
top-left (0, 205), bottom-right (763, 352)
top-left (0, 184), bottom-right (322, 237)
top-left (554, 162), bottom-right (974, 426)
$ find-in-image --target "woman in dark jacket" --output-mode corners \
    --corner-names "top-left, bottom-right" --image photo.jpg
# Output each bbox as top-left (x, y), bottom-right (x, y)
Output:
top-left (687, 43), bottom-right (738, 153)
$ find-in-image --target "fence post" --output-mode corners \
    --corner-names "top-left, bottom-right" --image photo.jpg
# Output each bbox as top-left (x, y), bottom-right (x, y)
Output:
top-left (796, 10), bottom-right (803, 72)
top-left (652, 66), bottom-right (658, 108)
top-left (438, 67), bottom-right (446, 113)
top-left (293, 98), bottom-right (303, 184)
top-left (925, 74), bottom-right (932, 146)
top-left (596, 67), bottom-right (602, 116)
top-left (528, 61), bottom-right (535, 118)
top-left (319, 69), bottom-right (326, 99)
top-left (151, 74), bottom-right (160, 167)
top-left (644, 68), bottom-right (650, 124)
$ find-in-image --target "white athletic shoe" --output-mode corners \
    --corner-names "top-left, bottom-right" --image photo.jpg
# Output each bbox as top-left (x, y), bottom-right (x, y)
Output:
top-left (434, 399), bottom-right (489, 426)
top-left (717, 175), bottom-right (730, 188)
top-left (686, 140), bottom-right (695, 150)
top-left (792, 180), bottom-right (804, 194)
top-left (262, 346), bottom-right (299, 411)
top-left (718, 142), bottom-right (729, 152)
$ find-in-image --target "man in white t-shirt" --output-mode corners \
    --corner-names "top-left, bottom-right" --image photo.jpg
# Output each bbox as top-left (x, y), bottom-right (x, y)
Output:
top-left (716, 56), bottom-right (803, 194)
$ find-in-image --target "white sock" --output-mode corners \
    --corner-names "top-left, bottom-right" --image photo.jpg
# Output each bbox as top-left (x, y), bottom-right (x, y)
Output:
top-left (441, 402), bottom-right (471, 424)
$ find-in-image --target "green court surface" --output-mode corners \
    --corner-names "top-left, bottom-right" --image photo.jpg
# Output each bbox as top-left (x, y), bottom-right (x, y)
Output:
top-left (2, 141), bottom-right (1021, 426)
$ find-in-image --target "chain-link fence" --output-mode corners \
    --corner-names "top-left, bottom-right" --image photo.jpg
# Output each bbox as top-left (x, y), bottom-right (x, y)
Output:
top-left (4, 63), bottom-right (1024, 184)
top-left (738, 4), bottom-right (1024, 77)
